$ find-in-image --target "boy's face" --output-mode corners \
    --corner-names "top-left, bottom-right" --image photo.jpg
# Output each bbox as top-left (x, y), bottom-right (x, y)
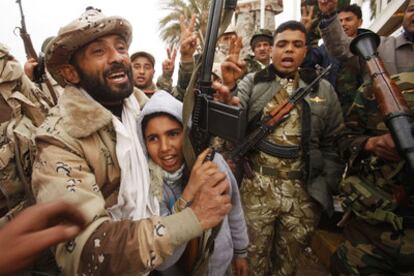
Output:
top-left (338, 11), bottom-right (362, 38)
top-left (144, 115), bottom-right (184, 173)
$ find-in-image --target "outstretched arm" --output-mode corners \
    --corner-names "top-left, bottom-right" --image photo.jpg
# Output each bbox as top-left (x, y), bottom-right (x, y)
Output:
top-left (318, 0), bottom-right (354, 61)
top-left (0, 201), bottom-right (86, 275)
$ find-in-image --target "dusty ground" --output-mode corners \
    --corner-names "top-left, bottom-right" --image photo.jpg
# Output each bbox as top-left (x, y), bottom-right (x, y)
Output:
top-left (296, 247), bottom-right (329, 276)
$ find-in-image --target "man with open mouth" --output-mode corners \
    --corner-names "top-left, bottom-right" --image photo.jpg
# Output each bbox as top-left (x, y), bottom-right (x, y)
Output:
top-left (31, 7), bottom-right (232, 275)
top-left (215, 20), bottom-right (344, 276)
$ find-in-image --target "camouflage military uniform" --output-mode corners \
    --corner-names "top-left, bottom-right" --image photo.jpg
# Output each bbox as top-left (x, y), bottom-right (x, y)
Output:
top-left (241, 84), bottom-right (319, 276)
top-left (332, 71), bottom-right (414, 275)
top-left (236, 65), bottom-right (344, 276)
top-left (0, 43), bottom-right (49, 225)
top-left (244, 29), bottom-right (273, 74)
top-left (334, 60), bottom-right (363, 117)
top-left (0, 43), bottom-right (56, 274)
top-left (244, 54), bottom-right (266, 74)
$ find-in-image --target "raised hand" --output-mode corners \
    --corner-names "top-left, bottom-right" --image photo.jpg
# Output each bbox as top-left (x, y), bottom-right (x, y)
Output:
top-left (212, 81), bottom-right (240, 106)
top-left (220, 36), bottom-right (245, 89)
top-left (180, 15), bottom-right (197, 62)
top-left (318, 0), bottom-right (338, 15)
top-left (301, 5), bottom-right (315, 32)
top-left (23, 57), bottom-right (38, 81)
top-left (162, 48), bottom-right (177, 78)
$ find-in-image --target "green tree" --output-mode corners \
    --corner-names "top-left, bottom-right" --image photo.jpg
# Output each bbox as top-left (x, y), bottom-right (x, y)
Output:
top-left (158, 0), bottom-right (210, 48)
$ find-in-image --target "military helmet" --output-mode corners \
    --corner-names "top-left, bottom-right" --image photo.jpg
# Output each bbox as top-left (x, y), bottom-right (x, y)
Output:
top-left (250, 29), bottom-right (273, 50)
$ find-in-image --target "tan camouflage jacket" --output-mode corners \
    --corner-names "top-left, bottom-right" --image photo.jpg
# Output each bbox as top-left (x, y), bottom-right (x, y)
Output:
top-left (237, 65), bottom-right (345, 214)
top-left (31, 86), bottom-right (203, 275)
top-left (0, 43), bottom-right (49, 226)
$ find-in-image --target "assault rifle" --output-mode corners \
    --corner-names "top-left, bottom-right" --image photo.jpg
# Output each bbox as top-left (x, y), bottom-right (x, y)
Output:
top-left (183, 0), bottom-right (246, 169)
top-left (350, 31), bottom-right (414, 173)
top-left (230, 64), bottom-right (332, 161)
top-left (15, 0), bottom-right (58, 105)
top-left (181, 0), bottom-right (245, 274)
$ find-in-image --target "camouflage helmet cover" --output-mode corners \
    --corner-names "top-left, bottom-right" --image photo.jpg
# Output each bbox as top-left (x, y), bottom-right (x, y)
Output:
top-left (250, 29), bottom-right (274, 50)
top-left (45, 7), bottom-right (132, 86)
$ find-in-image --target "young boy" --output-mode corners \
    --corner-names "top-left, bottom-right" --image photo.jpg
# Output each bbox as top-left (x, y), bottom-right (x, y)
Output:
top-left (138, 91), bottom-right (249, 276)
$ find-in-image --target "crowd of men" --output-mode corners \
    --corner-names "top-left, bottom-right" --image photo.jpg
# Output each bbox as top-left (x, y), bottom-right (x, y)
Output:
top-left (0, 0), bottom-right (413, 275)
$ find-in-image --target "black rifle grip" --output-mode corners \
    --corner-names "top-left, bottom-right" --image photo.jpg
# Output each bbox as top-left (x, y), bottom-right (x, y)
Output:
top-left (204, 148), bottom-right (216, 162)
top-left (224, 0), bottom-right (237, 9)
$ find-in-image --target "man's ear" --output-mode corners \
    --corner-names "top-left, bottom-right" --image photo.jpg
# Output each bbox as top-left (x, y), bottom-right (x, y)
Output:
top-left (59, 64), bottom-right (80, 84)
top-left (358, 19), bottom-right (363, 28)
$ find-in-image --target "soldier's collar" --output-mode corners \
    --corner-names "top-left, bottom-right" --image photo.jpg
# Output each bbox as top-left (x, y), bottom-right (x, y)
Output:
top-left (400, 31), bottom-right (414, 46)
top-left (254, 64), bottom-right (296, 84)
top-left (60, 86), bottom-right (147, 138)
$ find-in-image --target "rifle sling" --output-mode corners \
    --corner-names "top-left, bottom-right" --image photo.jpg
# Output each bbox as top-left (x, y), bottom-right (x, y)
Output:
top-left (255, 139), bottom-right (300, 159)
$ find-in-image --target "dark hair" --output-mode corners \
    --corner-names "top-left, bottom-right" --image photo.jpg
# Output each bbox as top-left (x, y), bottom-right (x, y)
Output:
top-left (338, 4), bottom-right (362, 19)
top-left (274, 20), bottom-right (307, 37)
top-left (141, 112), bottom-right (182, 137)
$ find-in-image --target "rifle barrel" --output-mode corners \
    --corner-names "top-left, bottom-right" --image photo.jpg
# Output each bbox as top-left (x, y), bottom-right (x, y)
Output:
top-left (16, 0), bottom-right (27, 31)
top-left (199, 0), bottom-right (224, 83)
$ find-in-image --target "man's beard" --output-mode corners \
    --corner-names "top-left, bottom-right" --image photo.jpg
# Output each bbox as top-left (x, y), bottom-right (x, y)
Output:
top-left (75, 62), bottom-right (134, 104)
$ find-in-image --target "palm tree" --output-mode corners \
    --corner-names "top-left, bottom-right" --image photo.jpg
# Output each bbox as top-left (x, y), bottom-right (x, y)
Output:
top-left (158, 0), bottom-right (210, 48)
top-left (368, 0), bottom-right (376, 20)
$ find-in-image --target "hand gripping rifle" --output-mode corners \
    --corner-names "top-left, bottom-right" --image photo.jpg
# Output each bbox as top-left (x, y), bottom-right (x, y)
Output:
top-left (15, 0), bottom-right (58, 105)
top-left (181, 0), bottom-right (245, 274)
top-left (350, 31), bottom-right (414, 174)
top-left (230, 64), bottom-right (332, 162)
top-left (182, 0), bottom-right (245, 168)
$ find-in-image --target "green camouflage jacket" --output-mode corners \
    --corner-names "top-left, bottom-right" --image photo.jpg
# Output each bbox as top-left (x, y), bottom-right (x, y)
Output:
top-left (244, 55), bottom-right (266, 74)
top-left (338, 71), bottom-right (414, 229)
top-left (171, 60), bottom-right (195, 101)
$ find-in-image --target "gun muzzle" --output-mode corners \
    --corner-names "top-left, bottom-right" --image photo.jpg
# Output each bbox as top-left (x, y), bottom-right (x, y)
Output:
top-left (350, 30), bottom-right (380, 60)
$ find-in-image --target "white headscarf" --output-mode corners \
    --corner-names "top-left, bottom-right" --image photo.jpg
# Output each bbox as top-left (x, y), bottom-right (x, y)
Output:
top-left (78, 89), bottom-right (160, 220)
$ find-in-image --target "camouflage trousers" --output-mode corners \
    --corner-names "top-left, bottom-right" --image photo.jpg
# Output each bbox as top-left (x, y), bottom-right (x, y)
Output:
top-left (240, 174), bottom-right (320, 276)
top-left (331, 217), bottom-right (414, 275)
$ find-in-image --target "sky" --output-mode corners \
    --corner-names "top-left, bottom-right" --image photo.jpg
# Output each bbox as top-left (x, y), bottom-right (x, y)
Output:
top-left (0, 0), bottom-right (170, 78)
top-left (0, 0), bottom-right (369, 80)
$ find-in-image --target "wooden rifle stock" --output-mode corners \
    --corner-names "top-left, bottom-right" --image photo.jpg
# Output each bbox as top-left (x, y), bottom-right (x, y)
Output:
top-left (267, 100), bottom-right (295, 126)
top-left (20, 32), bottom-right (37, 61)
top-left (366, 56), bottom-right (414, 173)
top-left (366, 58), bottom-right (411, 115)
top-left (16, 0), bottom-right (58, 105)
top-left (230, 65), bottom-right (332, 161)
top-left (350, 31), bottom-right (414, 173)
